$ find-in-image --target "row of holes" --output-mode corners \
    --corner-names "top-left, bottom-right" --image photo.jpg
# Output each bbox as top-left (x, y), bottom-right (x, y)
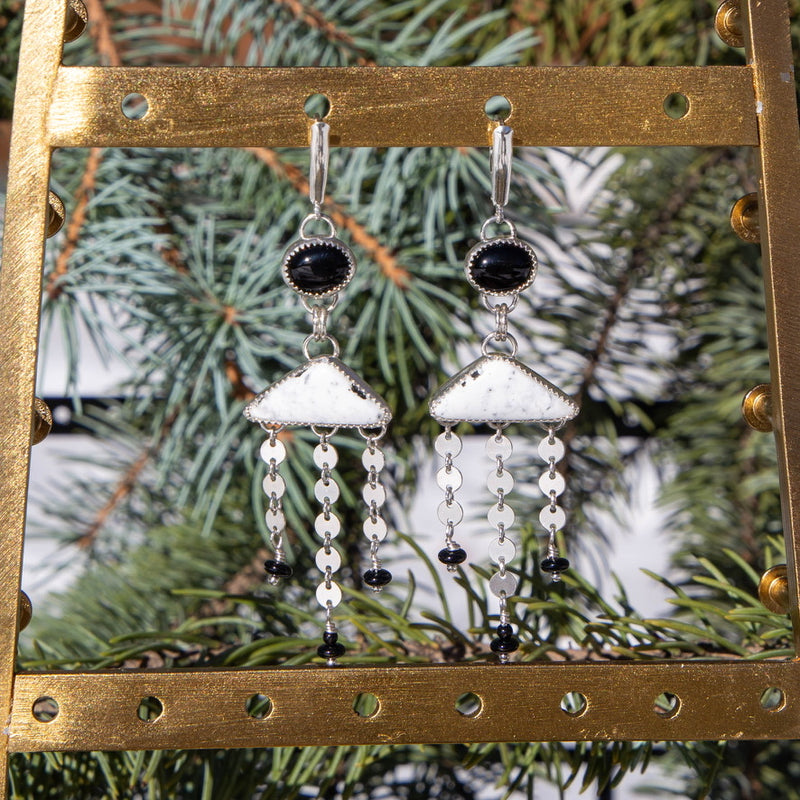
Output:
top-left (31, 687), bottom-right (787, 724)
top-left (120, 92), bottom-right (692, 122)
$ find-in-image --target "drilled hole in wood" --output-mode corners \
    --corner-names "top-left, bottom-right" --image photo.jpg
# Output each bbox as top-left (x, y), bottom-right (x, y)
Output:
top-left (304, 93), bottom-right (331, 120)
top-left (352, 693), bottom-right (380, 718)
top-left (32, 696), bottom-right (59, 723)
top-left (245, 693), bottom-right (273, 720)
top-left (484, 95), bottom-right (511, 121)
top-left (121, 93), bottom-right (149, 120)
top-left (455, 692), bottom-right (483, 718)
top-left (663, 92), bottom-right (689, 119)
top-left (560, 692), bottom-right (588, 718)
top-left (137, 696), bottom-right (163, 722)
top-left (654, 692), bottom-right (681, 719)
top-left (760, 687), bottom-right (786, 712)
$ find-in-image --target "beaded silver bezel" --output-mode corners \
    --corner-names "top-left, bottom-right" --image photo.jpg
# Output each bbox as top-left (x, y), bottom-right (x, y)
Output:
top-left (244, 355), bottom-right (392, 429)
top-left (281, 237), bottom-right (357, 298)
top-left (429, 353), bottom-right (580, 426)
top-left (464, 236), bottom-right (538, 295)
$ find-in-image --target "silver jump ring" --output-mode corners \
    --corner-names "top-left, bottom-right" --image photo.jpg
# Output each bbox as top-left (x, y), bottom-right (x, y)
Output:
top-left (481, 331), bottom-right (518, 357)
top-left (480, 216), bottom-right (517, 241)
top-left (358, 425), bottom-right (387, 442)
top-left (300, 212), bottom-right (337, 240)
top-left (311, 424), bottom-right (340, 438)
top-left (301, 294), bottom-right (339, 314)
top-left (303, 333), bottom-right (340, 359)
top-left (483, 294), bottom-right (518, 314)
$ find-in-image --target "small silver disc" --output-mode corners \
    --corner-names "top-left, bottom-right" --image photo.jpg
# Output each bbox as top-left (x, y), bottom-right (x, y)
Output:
top-left (316, 581), bottom-right (343, 609)
top-left (486, 434), bottom-right (513, 460)
top-left (315, 478), bottom-right (340, 504)
top-left (362, 448), bottom-right (385, 471)
top-left (488, 503), bottom-right (515, 530)
top-left (489, 571), bottom-right (518, 598)
top-left (538, 471), bottom-right (566, 497)
top-left (264, 509), bottom-right (286, 532)
top-left (363, 516), bottom-right (388, 542)
top-left (313, 443), bottom-right (338, 469)
top-left (487, 469), bottom-right (514, 495)
top-left (262, 473), bottom-right (286, 498)
top-left (437, 500), bottom-right (464, 525)
top-left (260, 438), bottom-right (286, 464)
top-left (315, 546), bottom-right (342, 572)
top-left (488, 537), bottom-right (517, 565)
top-left (538, 436), bottom-right (565, 463)
top-left (539, 505), bottom-right (567, 531)
top-left (362, 483), bottom-right (387, 507)
top-left (437, 466), bottom-right (463, 491)
top-left (315, 512), bottom-right (341, 538)
top-left (435, 431), bottom-right (462, 457)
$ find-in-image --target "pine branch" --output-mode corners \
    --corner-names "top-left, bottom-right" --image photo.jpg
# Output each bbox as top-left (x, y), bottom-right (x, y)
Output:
top-left (46, 0), bottom-right (121, 299)
top-left (46, 147), bottom-right (103, 299)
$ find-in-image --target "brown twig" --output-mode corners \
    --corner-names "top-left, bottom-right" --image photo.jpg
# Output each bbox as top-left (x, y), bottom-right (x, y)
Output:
top-left (76, 446), bottom-right (152, 549)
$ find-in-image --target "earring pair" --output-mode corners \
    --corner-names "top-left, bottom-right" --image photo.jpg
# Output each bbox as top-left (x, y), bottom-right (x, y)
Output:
top-left (244, 120), bottom-right (579, 665)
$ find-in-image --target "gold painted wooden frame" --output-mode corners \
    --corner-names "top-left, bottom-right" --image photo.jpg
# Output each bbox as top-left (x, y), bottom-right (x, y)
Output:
top-left (2, 0), bottom-right (800, 794)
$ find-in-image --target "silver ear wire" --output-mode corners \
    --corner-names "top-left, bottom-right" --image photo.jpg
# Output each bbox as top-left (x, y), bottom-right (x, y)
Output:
top-left (490, 124), bottom-right (513, 217)
top-left (309, 120), bottom-right (330, 214)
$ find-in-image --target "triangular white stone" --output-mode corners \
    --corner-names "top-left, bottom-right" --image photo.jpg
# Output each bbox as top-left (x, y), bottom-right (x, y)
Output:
top-left (429, 354), bottom-right (579, 425)
top-left (244, 357), bottom-right (391, 429)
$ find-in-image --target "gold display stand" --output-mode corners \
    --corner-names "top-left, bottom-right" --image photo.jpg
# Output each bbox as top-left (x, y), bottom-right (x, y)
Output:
top-left (2, 0), bottom-right (800, 793)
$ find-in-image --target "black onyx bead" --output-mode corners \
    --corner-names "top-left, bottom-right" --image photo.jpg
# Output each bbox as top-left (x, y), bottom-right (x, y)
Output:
top-left (264, 559), bottom-right (293, 578)
top-left (495, 624), bottom-right (514, 639)
top-left (541, 556), bottom-right (570, 574)
top-left (317, 640), bottom-right (346, 660)
top-left (438, 548), bottom-right (467, 565)
top-left (466, 239), bottom-right (536, 293)
top-left (322, 631), bottom-right (339, 645)
top-left (363, 568), bottom-right (392, 587)
top-left (491, 635), bottom-right (520, 654)
top-left (284, 240), bottom-right (353, 295)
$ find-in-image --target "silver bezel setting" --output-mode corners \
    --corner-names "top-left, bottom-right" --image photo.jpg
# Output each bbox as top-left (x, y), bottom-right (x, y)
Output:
top-left (428, 353), bottom-right (580, 426)
top-left (244, 355), bottom-right (392, 429)
top-left (464, 236), bottom-right (538, 295)
top-left (281, 237), bottom-right (357, 298)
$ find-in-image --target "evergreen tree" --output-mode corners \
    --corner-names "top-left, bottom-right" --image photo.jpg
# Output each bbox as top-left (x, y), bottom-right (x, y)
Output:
top-left (2, 0), bottom-right (800, 797)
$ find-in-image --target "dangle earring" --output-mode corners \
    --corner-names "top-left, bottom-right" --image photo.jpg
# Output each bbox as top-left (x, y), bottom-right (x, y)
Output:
top-left (429, 124), bottom-right (579, 661)
top-left (244, 120), bottom-right (393, 665)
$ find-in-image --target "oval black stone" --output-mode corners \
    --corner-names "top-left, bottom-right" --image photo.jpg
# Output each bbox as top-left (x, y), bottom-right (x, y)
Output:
top-left (541, 556), bottom-right (570, 574)
top-left (363, 568), bottom-right (392, 587)
top-left (317, 640), bottom-right (346, 659)
top-left (438, 547), bottom-right (467, 565)
top-left (490, 635), bottom-right (519, 654)
top-left (467, 240), bottom-right (535, 293)
top-left (322, 631), bottom-right (339, 645)
top-left (284, 240), bottom-right (353, 295)
top-left (264, 559), bottom-right (293, 578)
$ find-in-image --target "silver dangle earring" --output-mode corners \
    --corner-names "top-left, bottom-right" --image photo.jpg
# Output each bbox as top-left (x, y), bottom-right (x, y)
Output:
top-left (244, 121), bottom-right (393, 665)
top-left (429, 124), bottom-right (579, 661)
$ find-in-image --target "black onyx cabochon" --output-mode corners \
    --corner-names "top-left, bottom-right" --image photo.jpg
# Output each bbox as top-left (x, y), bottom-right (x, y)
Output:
top-left (466, 238), bottom-right (536, 294)
top-left (283, 239), bottom-right (355, 296)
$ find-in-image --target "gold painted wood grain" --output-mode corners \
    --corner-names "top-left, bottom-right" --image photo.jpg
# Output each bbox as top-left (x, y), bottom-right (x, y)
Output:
top-left (0, 0), bottom-right (69, 793)
top-left (8, 662), bottom-right (800, 750)
top-left (47, 65), bottom-right (759, 148)
top-left (743, 0), bottom-right (800, 653)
